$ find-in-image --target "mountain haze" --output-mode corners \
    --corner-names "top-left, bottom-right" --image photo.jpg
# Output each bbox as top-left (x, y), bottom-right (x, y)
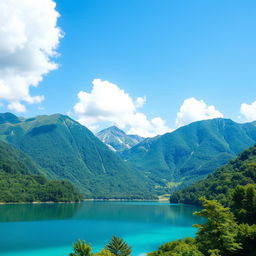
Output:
top-left (122, 118), bottom-right (256, 191)
top-left (96, 126), bottom-right (144, 152)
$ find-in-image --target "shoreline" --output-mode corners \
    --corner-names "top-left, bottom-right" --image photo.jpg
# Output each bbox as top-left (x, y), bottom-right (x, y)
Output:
top-left (0, 197), bottom-right (170, 205)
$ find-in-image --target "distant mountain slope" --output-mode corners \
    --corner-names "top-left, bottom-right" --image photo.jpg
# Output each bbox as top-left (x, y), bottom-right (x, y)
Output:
top-left (170, 144), bottom-right (256, 206)
top-left (0, 113), bottom-right (154, 199)
top-left (0, 140), bottom-right (81, 203)
top-left (122, 118), bottom-right (256, 191)
top-left (96, 126), bottom-right (144, 151)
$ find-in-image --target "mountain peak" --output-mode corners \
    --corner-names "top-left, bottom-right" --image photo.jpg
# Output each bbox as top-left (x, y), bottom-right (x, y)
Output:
top-left (0, 112), bottom-right (21, 124)
top-left (96, 126), bottom-right (144, 152)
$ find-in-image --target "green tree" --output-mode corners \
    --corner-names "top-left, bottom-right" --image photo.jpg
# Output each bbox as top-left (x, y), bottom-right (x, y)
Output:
top-left (194, 197), bottom-right (241, 256)
top-left (95, 249), bottom-right (114, 256)
top-left (232, 184), bottom-right (256, 224)
top-left (105, 236), bottom-right (131, 256)
top-left (236, 223), bottom-right (256, 256)
top-left (147, 238), bottom-right (203, 256)
top-left (69, 239), bottom-right (93, 256)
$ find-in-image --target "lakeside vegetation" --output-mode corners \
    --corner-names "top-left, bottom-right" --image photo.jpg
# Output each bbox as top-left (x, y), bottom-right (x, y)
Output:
top-left (0, 140), bottom-right (82, 203)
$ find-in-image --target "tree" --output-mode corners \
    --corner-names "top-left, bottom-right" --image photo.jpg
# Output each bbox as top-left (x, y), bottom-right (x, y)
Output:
top-left (95, 249), bottom-right (114, 256)
top-left (194, 197), bottom-right (241, 256)
top-left (69, 239), bottom-right (93, 256)
top-left (105, 236), bottom-right (131, 256)
top-left (232, 184), bottom-right (256, 224)
top-left (148, 238), bottom-right (203, 256)
top-left (236, 223), bottom-right (256, 256)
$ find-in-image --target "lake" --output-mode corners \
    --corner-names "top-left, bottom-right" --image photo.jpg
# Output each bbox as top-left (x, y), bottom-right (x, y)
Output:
top-left (0, 201), bottom-right (203, 256)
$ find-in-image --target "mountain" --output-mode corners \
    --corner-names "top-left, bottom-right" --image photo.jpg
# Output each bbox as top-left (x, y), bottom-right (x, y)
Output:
top-left (0, 112), bottom-right (21, 124)
top-left (170, 144), bottom-right (256, 206)
top-left (0, 113), bottom-right (154, 199)
top-left (96, 126), bottom-right (144, 152)
top-left (122, 118), bottom-right (256, 191)
top-left (0, 140), bottom-right (81, 203)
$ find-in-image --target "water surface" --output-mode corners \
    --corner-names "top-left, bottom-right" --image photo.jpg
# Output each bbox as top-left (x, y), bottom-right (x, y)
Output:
top-left (0, 201), bottom-right (203, 256)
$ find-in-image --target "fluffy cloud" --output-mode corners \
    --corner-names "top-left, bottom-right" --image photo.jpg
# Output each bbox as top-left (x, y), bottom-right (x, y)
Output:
top-left (175, 97), bottom-right (224, 127)
top-left (73, 79), bottom-right (170, 137)
top-left (0, 0), bottom-right (62, 112)
top-left (240, 101), bottom-right (256, 122)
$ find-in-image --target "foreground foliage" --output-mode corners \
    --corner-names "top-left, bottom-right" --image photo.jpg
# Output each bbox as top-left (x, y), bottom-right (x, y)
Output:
top-left (69, 236), bottom-right (131, 256)
top-left (150, 185), bottom-right (256, 256)
top-left (69, 240), bottom-right (93, 256)
top-left (105, 236), bottom-right (131, 256)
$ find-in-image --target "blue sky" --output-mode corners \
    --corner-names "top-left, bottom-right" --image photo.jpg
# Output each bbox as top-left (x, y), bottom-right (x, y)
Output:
top-left (1, 0), bottom-right (256, 136)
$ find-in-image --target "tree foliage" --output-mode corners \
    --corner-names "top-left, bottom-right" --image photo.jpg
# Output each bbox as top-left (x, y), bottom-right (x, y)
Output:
top-left (194, 198), bottom-right (241, 256)
top-left (149, 186), bottom-right (256, 256)
top-left (148, 238), bottom-right (203, 256)
top-left (69, 240), bottom-right (93, 256)
top-left (105, 236), bottom-right (131, 256)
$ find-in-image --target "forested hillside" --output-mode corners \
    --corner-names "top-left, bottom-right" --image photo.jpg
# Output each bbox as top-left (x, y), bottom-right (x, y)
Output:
top-left (170, 145), bottom-right (256, 206)
top-left (0, 113), bottom-right (154, 199)
top-left (122, 118), bottom-right (256, 192)
top-left (0, 140), bottom-right (81, 203)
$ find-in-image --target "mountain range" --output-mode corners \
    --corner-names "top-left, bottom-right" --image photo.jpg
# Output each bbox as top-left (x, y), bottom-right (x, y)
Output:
top-left (1, 112), bottom-right (256, 199)
top-left (0, 113), bottom-right (153, 199)
top-left (121, 118), bottom-right (256, 191)
top-left (96, 126), bottom-right (144, 151)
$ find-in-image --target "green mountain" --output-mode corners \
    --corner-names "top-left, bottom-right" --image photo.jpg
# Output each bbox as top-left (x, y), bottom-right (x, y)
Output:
top-left (0, 140), bottom-right (81, 203)
top-left (96, 126), bottom-right (144, 152)
top-left (122, 118), bottom-right (256, 191)
top-left (0, 113), bottom-right (154, 199)
top-left (170, 144), bottom-right (256, 206)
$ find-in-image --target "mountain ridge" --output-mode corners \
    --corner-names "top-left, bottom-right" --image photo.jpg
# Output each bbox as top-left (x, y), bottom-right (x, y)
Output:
top-left (122, 118), bottom-right (256, 191)
top-left (0, 113), bottom-right (154, 199)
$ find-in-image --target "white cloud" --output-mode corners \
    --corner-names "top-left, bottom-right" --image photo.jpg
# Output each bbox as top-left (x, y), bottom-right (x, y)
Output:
top-left (0, 0), bottom-right (62, 112)
top-left (73, 79), bottom-right (170, 137)
top-left (240, 100), bottom-right (256, 122)
top-left (135, 96), bottom-right (146, 108)
top-left (175, 97), bottom-right (224, 128)
top-left (8, 102), bottom-right (26, 113)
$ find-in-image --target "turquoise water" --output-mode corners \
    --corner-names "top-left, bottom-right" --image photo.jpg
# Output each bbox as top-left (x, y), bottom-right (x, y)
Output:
top-left (0, 201), bottom-right (203, 256)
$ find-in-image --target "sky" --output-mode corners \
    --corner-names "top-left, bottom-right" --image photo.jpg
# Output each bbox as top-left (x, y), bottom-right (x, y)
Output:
top-left (0, 0), bottom-right (256, 136)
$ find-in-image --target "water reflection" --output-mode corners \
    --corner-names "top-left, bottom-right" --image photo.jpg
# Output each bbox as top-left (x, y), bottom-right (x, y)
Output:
top-left (0, 201), bottom-right (200, 226)
top-left (0, 202), bottom-right (204, 255)
top-left (0, 203), bottom-right (82, 222)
